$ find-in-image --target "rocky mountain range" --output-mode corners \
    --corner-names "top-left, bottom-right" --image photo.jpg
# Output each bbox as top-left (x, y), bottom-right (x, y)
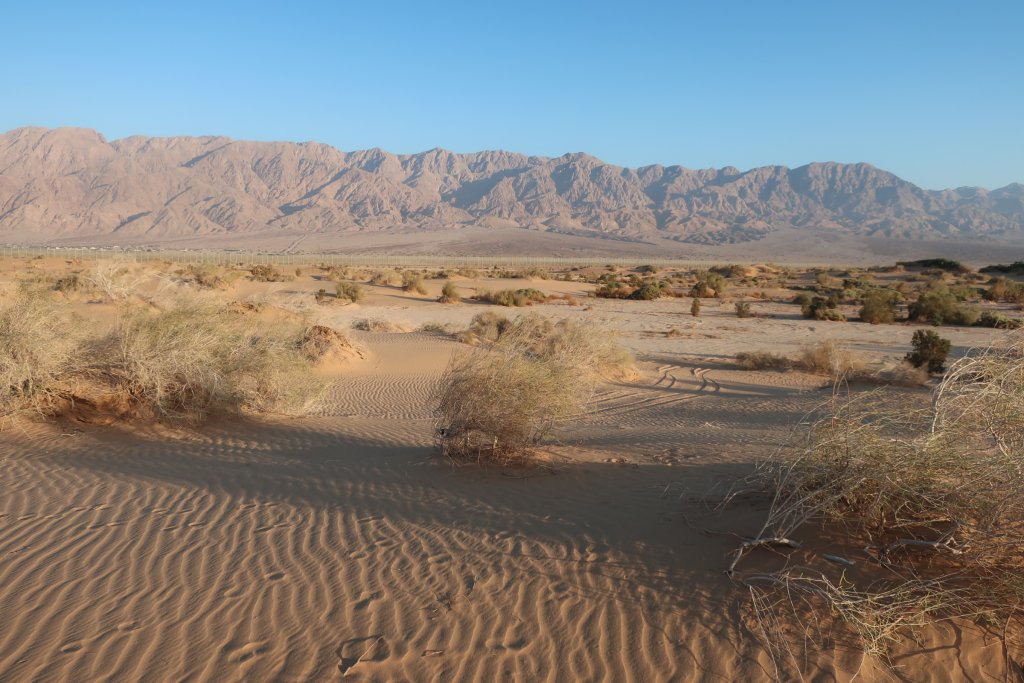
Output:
top-left (1, 126), bottom-right (1022, 246)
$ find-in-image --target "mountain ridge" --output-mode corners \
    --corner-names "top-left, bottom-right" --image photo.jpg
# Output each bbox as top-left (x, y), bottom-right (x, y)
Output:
top-left (2, 126), bottom-right (1022, 246)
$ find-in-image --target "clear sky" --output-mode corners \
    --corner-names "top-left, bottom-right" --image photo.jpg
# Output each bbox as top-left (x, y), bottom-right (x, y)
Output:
top-left (2, 1), bottom-right (1021, 190)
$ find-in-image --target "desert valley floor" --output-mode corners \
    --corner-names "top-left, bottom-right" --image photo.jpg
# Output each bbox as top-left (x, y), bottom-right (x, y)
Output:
top-left (0, 258), bottom-right (1019, 682)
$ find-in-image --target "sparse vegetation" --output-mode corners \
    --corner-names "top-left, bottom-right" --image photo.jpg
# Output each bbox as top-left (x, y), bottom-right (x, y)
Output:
top-left (734, 301), bottom-right (753, 318)
top-left (249, 264), bottom-right (290, 282)
top-left (435, 315), bottom-right (634, 465)
top-left (734, 340), bottom-right (1024, 669)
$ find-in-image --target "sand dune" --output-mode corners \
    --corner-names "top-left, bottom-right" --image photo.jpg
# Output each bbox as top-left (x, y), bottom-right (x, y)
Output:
top-left (1, 259), bottom-right (1019, 681)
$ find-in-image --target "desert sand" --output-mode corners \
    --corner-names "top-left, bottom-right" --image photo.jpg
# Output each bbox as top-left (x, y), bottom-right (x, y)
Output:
top-left (0, 257), bottom-right (1019, 681)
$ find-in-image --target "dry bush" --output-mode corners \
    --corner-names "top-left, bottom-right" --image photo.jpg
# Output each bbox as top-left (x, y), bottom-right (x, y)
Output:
top-left (455, 311), bottom-right (511, 345)
top-left (88, 260), bottom-right (150, 301)
top-left (735, 351), bottom-right (792, 371)
top-left (249, 264), bottom-right (292, 282)
top-left (335, 281), bottom-right (366, 303)
top-left (435, 314), bottom-right (634, 464)
top-left (97, 299), bottom-right (320, 422)
top-left (300, 324), bottom-right (362, 363)
top-left (351, 318), bottom-right (408, 333)
top-left (0, 288), bottom-right (82, 417)
top-left (183, 264), bottom-right (240, 290)
top-left (402, 271), bottom-right (428, 295)
top-left (731, 339), bottom-right (1024, 673)
top-left (438, 280), bottom-right (460, 303)
top-left (369, 269), bottom-right (401, 286)
top-left (794, 340), bottom-right (863, 379)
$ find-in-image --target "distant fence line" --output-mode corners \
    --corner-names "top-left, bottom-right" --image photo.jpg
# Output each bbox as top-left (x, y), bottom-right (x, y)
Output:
top-left (0, 246), bottom-right (830, 271)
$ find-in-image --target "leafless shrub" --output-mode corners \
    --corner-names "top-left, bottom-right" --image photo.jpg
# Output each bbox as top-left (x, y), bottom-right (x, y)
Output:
top-left (794, 339), bottom-right (863, 380)
top-left (0, 288), bottom-right (82, 417)
top-left (735, 351), bottom-right (792, 371)
top-left (731, 338), bottom-right (1024, 674)
top-left (435, 314), bottom-right (635, 464)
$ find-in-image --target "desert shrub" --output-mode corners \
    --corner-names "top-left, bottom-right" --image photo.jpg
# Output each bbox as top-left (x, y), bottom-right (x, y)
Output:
top-left (637, 264), bottom-right (659, 274)
top-left (185, 264), bottom-right (238, 290)
top-left (419, 322), bottom-right (451, 334)
top-left (733, 341), bottom-right (1024, 669)
top-left (981, 261), bottom-right (1024, 275)
top-left (53, 273), bottom-right (82, 293)
top-left (983, 277), bottom-right (1024, 303)
top-left (369, 270), bottom-right (401, 286)
top-left (858, 289), bottom-right (899, 324)
top-left (438, 280), bottom-right (460, 304)
top-left (734, 301), bottom-right (753, 318)
top-left (479, 288), bottom-right (546, 307)
top-left (351, 318), bottom-right (407, 333)
top-left (691, 271), bottom-right (727, 298)
top-left (594, 281), bottom-right (633, 298)
top-left (794, 340), bottom-right (861, 379)
top-left (896, 257), bottom-right (971, 274)
top-left (299, 324), bottom-right (356, 362)
top-left (907, 284), bottom-right (979, 325)
top-left (101, 299), bottom-right (318, 421)
top-left (628, 282), bottom-right (665, 300)
top-left (905, 329), bottom-right (951, 373)
top-left (975, 312), bottom-right (1024, 329)
top-left (314, 288), bottom-right (328, 303)
top-left (711, 264), bottom-right (747, 279)
top-left (0, 288), bottom-right (81, 415)
top-left (335, 281), bottom-right (366, 303)
top-left (799, 294), bottom-right (845, 321)
top-left (690, 298), bottom-right (702, 317)
top-left (402, 271), bottom-right (428, 295)
top-left (249, 264), bottom-right (290, 282)
top-left (735, 351), bottom-right (791, 371)
top-left (89, 260), bottom-right (147, 301)
top-left (435, 315), bottom-right (634, 464)
top-left (456, 312), bottom-right (511, 344)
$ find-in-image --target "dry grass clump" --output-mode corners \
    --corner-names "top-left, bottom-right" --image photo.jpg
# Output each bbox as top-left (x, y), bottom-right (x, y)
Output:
top-left (351, 318), bottom-right (409, 333)
top-left (249, 264), bottom-right (293, 282)
top-left (88, 260), bottom-right (150, 301)
top-left (793, 339), bottom-right (863, 379)
top-left (369, 269), bottom-right (401, 286)
top-left (402, 271), bottom-right (428, 295)
top-left (735, 351), bottom-right (792, 371)
top-left (335, 281), bottom-right (366, 303)
top-left (1, 288), bottom-right (322, 424)
top-left (438, 280), bottom-right (460, 303)
top-left (100, 299), bottom-right (319, 422)
top-left (435, 314), bottom-right (634, 465)
top-left (0, 289), bottom-right (81, 416)
top-left (732, 339), bottom-right (1024, 673)
top-left (455, 311), bottom-right (511, 345)
top-left (182, 264), bottom-right (240, 290)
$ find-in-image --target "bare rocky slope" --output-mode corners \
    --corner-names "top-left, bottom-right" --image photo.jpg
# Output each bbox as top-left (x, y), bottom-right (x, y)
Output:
top-left (1, 126), bottom-right (1022, 246)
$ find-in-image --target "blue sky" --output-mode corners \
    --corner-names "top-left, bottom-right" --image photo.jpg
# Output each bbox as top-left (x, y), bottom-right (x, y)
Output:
top-left (2, 1), bottom-right (1021, 189)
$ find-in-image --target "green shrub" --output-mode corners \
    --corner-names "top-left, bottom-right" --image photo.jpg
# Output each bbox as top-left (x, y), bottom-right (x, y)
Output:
top-left (908, 284), bottom-right (979, 325)
top-left (628, 282), bottom-right (665, 300)
top-left (858, 289), bottom-right (900, 324)
top-left (905, 329), bottom-right (951, 373)
top-left (691, 271), bottom-right (727, 298)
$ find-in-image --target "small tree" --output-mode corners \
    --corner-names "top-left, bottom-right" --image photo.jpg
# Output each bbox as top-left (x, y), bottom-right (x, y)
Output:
top-left (690, 298), bottom-right (702, 317)
top-left (905, 329), bottom-right (951, 373)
